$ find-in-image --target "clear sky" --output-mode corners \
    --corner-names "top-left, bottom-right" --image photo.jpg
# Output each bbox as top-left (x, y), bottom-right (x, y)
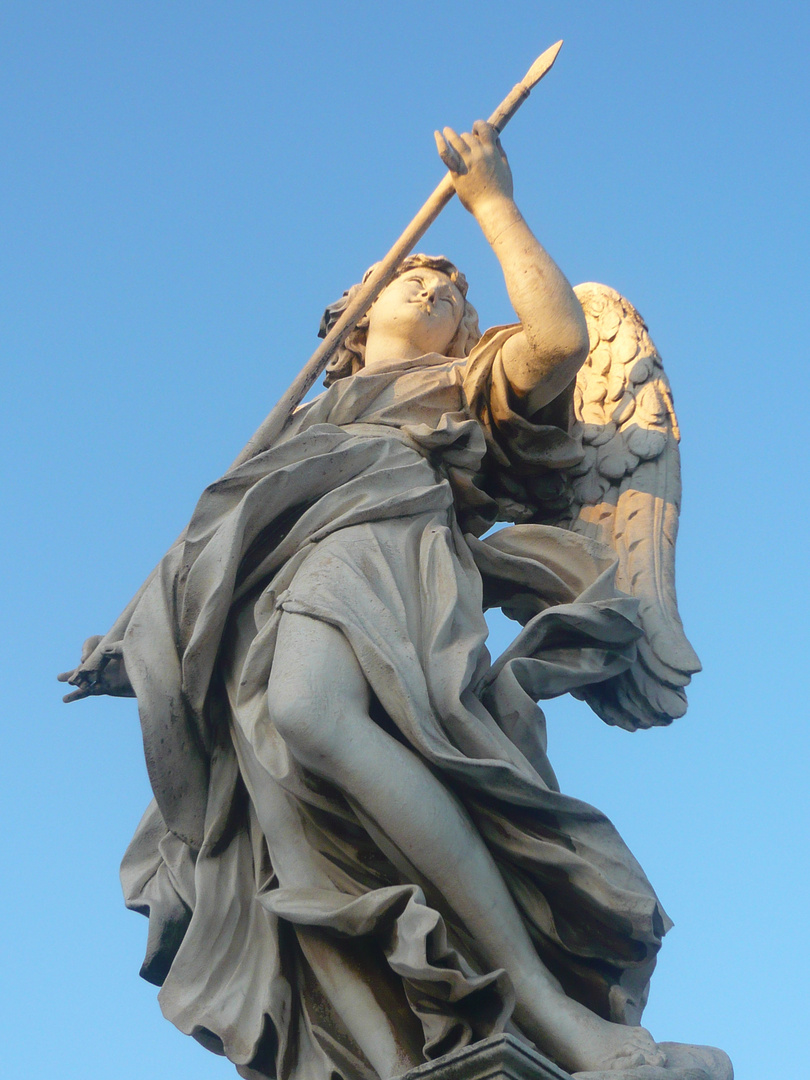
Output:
top-left (2, 3), bottom-right (808, 1078)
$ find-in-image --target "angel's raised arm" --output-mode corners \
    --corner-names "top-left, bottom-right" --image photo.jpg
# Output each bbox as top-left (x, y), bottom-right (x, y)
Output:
top-left (436, 120), bottom-right (588, 410)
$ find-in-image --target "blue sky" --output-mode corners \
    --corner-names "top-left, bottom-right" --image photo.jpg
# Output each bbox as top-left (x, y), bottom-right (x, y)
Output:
top-left (2, 3), bottom-right (808, 1078)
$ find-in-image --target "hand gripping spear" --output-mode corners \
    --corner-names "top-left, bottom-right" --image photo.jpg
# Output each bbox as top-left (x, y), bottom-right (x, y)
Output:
top-left (59, 40), bottom-right (562, 701)
top-left (232, 39), bottom-right (563, 467)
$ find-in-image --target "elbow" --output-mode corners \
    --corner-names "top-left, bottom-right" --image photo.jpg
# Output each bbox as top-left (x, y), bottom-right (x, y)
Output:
top-left (561, 304), bottom-right (590, 371)
top-left (533, 311), bottom-right (588, 382)
top-left (519, 314), bottom-right (588, 412)
top-left (548, 309), bottom-right (589, 388)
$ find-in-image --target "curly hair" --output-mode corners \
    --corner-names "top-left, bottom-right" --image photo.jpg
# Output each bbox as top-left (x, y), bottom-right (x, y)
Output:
top-left (319, 254), bottom-right (481, 386)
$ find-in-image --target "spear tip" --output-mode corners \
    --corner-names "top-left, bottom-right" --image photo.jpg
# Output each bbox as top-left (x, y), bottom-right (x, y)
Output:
top-left (522, 39), bottom-right (563, 91)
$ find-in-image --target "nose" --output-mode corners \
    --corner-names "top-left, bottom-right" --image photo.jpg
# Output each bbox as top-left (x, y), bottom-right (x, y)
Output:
top-left (420, 284), bottom-right (437, 302)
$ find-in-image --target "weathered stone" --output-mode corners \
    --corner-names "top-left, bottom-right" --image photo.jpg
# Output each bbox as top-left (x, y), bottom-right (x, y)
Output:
top-left (399, 1034), bottom-right (570, 1080)
top-left (399, 1036), bottom-right (733, 1080)
top-left (60, 56), bottom-right (729, 1080)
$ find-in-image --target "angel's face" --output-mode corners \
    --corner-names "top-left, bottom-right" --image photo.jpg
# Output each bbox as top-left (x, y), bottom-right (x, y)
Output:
top-left (366, 268), bottom-right (464, 357)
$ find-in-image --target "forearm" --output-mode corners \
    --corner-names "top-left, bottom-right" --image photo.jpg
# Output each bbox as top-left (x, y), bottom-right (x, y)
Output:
top-left (436, 121), bottom-right (588, 408)
top-left (473, 192), bottom-right (588, 402)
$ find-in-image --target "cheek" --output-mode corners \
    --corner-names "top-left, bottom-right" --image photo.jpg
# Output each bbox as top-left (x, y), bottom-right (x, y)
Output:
top-left (368, 296), bottom-right (403, 330)
top-left (445, 309), bottom-right (463, 340)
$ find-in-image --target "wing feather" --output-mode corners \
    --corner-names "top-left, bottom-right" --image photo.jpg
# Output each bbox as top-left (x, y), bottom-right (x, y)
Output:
top-left (567, 283), bottom-right (700, 730)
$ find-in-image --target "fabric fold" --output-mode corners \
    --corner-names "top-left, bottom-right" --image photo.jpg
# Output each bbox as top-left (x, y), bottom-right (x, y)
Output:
top-left (120, 333), bottom-right (670, 1078)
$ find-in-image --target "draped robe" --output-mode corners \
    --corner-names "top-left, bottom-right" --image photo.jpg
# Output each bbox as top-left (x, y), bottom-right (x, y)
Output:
top-left (119, 327), bottom-right (671, 1080)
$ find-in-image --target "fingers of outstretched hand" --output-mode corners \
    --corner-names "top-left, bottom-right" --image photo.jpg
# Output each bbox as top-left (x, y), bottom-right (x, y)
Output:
top-left (436, 122), bottom-right (507, 175)
top-left (441, 127), bottom-right (473, 168)
top-left (58, 639), bottom-right (133, 701)
top-left (57, 665), bottom-right (97, 702)
top-left (472, 119), bottom-right (497, 144)
top-left (62, 684), bottom-right (93, 704)
top-left (435, 128), bottom-right (470, 173)
top-left (472, 119), bottom-right (507, 161)
top-left (58, 636), bottom-right (113, 700)
top-left (434, 130), bottom-right (465, 174)
top-left (81, 634), bottom-right (104, 662)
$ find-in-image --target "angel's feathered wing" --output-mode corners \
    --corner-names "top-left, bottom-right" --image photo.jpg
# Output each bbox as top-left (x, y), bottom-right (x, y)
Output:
top-left (564, 283), bottom-right (701, 730)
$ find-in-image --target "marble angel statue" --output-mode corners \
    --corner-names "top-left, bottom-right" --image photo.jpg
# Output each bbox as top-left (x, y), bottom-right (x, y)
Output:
top-left (60, 121), bottom-right (729, 1080)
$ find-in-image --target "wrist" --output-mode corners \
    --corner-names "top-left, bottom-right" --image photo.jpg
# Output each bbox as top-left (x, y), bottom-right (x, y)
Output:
top-left (473, 196), bottom-right (523, 241)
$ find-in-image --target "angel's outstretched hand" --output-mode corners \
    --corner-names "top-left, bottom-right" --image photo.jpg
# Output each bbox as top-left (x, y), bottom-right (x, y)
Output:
top-left (58, 635), bottom-right (135, 702)
top-left (434, 120), bottom-right (513, 214)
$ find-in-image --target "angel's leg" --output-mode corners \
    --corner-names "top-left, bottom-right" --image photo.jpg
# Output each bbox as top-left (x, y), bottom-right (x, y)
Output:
top-left (231, 722), bottom-right (424, 1079)
top-left (269, 612), bottom-right (666, 1076)
top-left (294, 926), bottom-right (424, 1079)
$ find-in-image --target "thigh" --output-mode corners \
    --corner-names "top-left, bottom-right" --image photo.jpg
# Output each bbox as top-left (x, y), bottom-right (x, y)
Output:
top-left (268, 610), bottom-right (371, 771)
top-left (272, 609), bottom-right (370, 709)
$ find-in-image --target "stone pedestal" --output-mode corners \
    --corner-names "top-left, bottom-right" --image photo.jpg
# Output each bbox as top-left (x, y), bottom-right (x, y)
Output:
top-left (398, 1034), bottom-right (733, 1080)
top-left (399, 1034), bottom-right (571, 1080)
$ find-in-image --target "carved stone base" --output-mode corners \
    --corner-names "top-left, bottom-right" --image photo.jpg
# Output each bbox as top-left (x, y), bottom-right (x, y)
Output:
top-left (399, 1034), bottom-right (571, 1080)
top-left (397, 1034), bottom-right (733, 1080)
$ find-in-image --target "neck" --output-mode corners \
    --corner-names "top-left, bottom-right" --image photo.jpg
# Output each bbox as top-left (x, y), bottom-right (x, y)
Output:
top-left (364, 332), bottom-right (434, 371)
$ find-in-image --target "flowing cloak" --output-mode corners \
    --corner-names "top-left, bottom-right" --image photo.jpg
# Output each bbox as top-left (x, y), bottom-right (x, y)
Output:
top-left (119, 327), bottom-right (672, 1080)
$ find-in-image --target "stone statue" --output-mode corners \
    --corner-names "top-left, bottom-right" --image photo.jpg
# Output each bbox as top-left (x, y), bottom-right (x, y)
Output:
top-left (60, 118), bottom-right (730, 1080)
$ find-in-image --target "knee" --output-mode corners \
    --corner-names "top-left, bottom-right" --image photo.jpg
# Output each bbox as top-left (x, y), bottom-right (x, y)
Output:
top-left (267, 669), bottom-right (342, 775)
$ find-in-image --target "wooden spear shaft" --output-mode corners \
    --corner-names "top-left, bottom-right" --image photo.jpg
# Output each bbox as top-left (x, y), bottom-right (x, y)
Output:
top-left (231, 39), bottom-right (563, 468)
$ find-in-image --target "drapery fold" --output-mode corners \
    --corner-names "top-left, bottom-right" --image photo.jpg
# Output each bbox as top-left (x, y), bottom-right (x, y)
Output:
top-left (121, 334), bottom-right (670, 1078)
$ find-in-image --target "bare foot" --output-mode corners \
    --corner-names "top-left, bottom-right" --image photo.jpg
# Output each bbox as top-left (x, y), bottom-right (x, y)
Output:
top-left (516, 994), bottom-right (666, 1075)
top-left (565, 1017), bottom-right (665, 1074)
top-left (589, 1022), bottom-right (666, 1071)
top-left (658, 1042), bottom-right (733, 1080)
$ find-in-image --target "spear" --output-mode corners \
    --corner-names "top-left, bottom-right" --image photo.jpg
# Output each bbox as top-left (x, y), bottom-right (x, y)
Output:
top-left (60, 40), bottom-right (563, 701)
top-left (232, 39), bottom-right (563, 467)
